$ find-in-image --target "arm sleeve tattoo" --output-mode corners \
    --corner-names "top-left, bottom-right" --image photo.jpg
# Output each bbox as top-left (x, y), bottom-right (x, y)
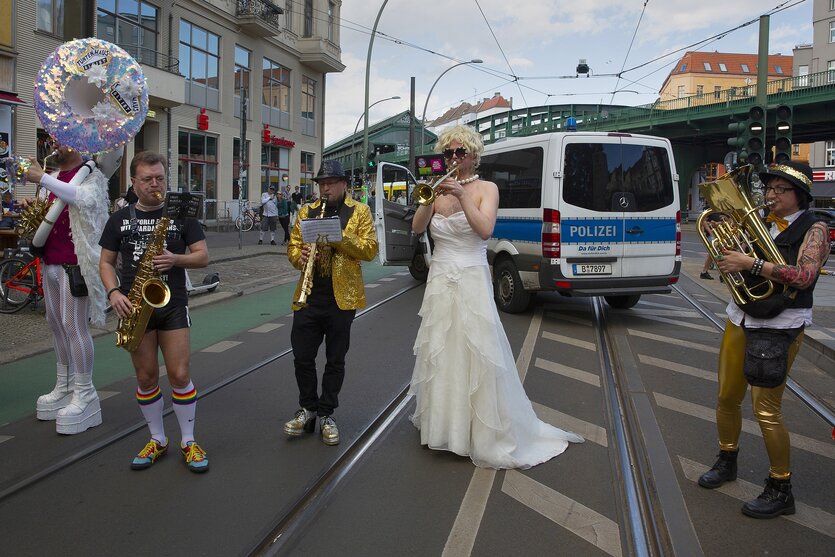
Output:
top-left (770, 223), bottom-right (829, 289)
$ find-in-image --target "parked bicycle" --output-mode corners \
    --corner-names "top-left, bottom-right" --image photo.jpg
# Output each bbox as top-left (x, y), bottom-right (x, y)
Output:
top-left (235, 205), bottom-right (262, 232)
top-left (0, 249), bottom-right (44, 313)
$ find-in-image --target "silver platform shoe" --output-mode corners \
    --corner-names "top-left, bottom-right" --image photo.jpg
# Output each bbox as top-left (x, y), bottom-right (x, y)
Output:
top-left (284, 408), bottom-right (316, 436)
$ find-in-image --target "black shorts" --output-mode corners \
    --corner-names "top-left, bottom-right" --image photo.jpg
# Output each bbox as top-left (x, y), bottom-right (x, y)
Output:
top-left (146, 304), bottom-right (191, 331)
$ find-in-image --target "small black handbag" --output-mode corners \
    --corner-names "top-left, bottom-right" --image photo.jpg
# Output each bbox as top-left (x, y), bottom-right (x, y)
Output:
top-left (742, 326), bottom-right (803, 388)
top-left (63, 264), bottom-right (88, 297)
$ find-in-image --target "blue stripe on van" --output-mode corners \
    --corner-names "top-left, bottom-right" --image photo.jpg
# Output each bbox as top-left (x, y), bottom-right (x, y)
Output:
top-left (623, 218), bottom-right (677, 243)
top-left (493, 218), bottom-right (541, 242)
top-left (562, 218), bottom-right (676, 244)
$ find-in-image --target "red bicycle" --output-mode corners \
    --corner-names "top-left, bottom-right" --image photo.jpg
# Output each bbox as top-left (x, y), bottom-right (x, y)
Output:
top-left (0, 251), bottom-right (44, 313)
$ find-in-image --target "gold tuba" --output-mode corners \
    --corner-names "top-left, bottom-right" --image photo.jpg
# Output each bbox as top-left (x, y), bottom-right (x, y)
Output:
top-left (294, 195), bottom-right (330, 306)
top-left (115, 193), bottom-right (172, 352)
top-left (697, 165), bottom-right (790, 307)
top-left (413, 162), bottom-right (459, 206)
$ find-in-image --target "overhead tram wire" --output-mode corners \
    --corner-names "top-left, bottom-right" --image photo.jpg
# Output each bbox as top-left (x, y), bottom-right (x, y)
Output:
top-left (473, 0), bottom-right (527, 107)
top-left (609, 0), bottom-right (650, 105)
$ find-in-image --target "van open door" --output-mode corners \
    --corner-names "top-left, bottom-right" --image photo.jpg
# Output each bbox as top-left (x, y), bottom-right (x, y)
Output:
top-left (374, 162), bottom-right (431, 280)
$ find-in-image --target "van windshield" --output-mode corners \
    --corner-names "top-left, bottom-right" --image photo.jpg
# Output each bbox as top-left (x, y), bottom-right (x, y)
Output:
top-left (563, 143), bottom-right (674, 212)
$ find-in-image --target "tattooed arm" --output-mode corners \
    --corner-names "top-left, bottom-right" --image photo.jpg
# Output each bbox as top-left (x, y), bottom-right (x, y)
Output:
top-left (760, 222), bottom-right (829, 289)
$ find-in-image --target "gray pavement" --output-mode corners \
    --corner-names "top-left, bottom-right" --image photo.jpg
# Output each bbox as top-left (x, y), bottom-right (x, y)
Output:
top-left (1, 223), bottom-right (833, 366)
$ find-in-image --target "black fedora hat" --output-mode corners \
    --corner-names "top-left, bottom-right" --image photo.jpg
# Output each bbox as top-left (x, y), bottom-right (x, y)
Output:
top-left (759, 161), bottom-right (813, 201)
top-left (312, 160), bottom-right (348, 182)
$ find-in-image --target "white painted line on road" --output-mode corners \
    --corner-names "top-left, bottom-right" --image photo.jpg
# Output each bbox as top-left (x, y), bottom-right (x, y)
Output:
top-left (442, 468), bottom-right (496, 557)
top-left (541, 331), bottom-right (595, 351)
top-left (248, 323), bottom-right (283, 333)
top-left (638, 355), bottom-right (716, 382)
top-left (544, 312), bottom-right (592, 327)
top-left (365, 283), bottom-right (380, 288)
top-left (394, 271), bottom-right (410, 276)
top-left (0, 436), bottom-right (12, 445)
top-left (201, 340), bottom-right (243, 353)
top-left (443, 306), bottom-right (544, 556)
top-left (627, 329), bottom-right (719, 354)
top-left (678, 456), bottom-right (835, 539)
top-left (98, 391), bottom-right (119, 402)
top-left (501, 470), bottom-right (623, 557)
top-left (636, 300), bottom-right (688, 310)
top-left (611, 307), bottom-right (701, 319)
top-left (533, 402), bottom-right (608, 447)
top-left (377, 277), bottom-right (396, 282)
top-left (630, 313), bottom-right (717, 333)
top-left (654, 392), bottom-right (835, 460)
top-left (806, 328), bottom-right (835, 341)
top-left (535, 357), bottom-right (600, 388)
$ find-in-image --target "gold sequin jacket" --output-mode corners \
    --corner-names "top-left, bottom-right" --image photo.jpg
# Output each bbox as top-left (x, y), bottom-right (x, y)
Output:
top-left (288, 195), bottom-right (378, 310)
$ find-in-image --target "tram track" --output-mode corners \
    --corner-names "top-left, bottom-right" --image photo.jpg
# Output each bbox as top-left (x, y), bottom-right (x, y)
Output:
top-left (0, 283), bottom-right (423, 507)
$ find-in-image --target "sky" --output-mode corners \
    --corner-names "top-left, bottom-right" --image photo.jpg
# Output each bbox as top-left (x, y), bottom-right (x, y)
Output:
top-left (322, 0), bottom-right (812, 146)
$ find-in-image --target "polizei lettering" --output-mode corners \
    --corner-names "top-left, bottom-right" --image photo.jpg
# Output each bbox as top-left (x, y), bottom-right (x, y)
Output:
top-left (76, 48), bottom-right (111, 71)
top-left (568, 224), bottom-right (616, 238)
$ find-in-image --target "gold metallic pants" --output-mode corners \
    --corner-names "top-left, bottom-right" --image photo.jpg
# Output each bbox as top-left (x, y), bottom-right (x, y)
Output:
top-left (715, 321), bottom-right (803, 480)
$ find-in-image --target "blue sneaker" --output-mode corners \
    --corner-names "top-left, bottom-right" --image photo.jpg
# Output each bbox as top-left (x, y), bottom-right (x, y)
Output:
top-left (131, 438), bottom-right (168, 470)
top-left (181, 441), bottom-right (209, 473)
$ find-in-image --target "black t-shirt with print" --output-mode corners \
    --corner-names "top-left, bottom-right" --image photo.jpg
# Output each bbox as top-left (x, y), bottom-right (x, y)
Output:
top-left (99, 205), bottom-right (205, 306)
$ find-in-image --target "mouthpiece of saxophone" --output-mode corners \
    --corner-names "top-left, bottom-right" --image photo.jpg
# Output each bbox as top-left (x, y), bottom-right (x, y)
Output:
top-left (152, 192), bottom-right (163, 201)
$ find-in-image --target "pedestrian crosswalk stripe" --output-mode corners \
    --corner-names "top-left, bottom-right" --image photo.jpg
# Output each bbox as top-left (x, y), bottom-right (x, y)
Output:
top-left (544, 312), bottom-right (592, 327)
top-left (248, 323), bottom-right (283, 333)
top-left (630, 313), bottom-right (716, 333)
top-left (0, 436), bottom-right (12, 445)
top-left (442, 468), bottom-right (495, 557)
top-left (613, 307), bottom-right (701, 319)
top-left (394, 271), bottom-right (410, 276)
top-left (532, 402), bottom-right (607, 447)
top-left (201, 340), bottom-right (243, 353)
top-left (378, 277), bottom-right (396, 282)
top-left (638, 355), bottom-right (716, 382)
top-left (501, 470), bottom-right (622, 557)
top-left (627, 329), bottom-right (719, 354)
top-left (535, 357), bottom-right (600, 387)
top-left (805, 328), bottom-right (834, 341)
top-left (678, 456), bottom-right (835, 539)
top-left (654, 392), bottom-right (835, 460)
top-left (365, 283), bottom-right (380, 288)
top-left (541, 331), bottom-right (596, 351)
top-left (98, 391), bottom-right (119, 401)
top-left (636, 300), bottom-right (688, 310)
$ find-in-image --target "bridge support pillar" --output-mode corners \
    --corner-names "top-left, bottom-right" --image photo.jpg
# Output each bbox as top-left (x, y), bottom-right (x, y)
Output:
top-left (671, 145), bottom-right (724, 222)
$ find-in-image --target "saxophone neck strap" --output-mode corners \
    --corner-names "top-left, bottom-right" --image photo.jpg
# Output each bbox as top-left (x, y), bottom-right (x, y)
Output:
top-left (129, 203), bottom-right (139, 240)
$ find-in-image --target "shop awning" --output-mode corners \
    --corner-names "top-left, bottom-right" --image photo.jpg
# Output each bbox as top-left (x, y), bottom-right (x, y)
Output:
top-left (0, 92), bottom-right (26, 105)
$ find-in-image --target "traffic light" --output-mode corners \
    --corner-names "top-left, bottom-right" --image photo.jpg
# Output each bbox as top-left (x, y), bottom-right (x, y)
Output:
top-left (728, 117), bottom-right (750, 164)
top-left (774, 104), bottom-right (792, 164)
top-left (367, 152), bottom-right (377, 169)
top-left (746, 105), bottom-right (766, 169)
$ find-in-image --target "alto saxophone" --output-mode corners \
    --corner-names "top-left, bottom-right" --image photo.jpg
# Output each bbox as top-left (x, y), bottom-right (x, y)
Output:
top-left (294, 195), bottom-right (329, 306)
top-left (115, 193), bottom-right (172, 352)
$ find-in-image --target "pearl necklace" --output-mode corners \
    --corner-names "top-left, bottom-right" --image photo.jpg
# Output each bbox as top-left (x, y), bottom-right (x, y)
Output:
top-left (458, 174), bottom-right (479, 185)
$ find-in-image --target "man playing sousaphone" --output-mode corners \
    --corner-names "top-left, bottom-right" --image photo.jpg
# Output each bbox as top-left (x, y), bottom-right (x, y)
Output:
top-left (99, 152), bottom-right (211, 473)
top-left (698, 161), bottom-right (829, 518)
top-left (284, 160), bottom-right (378, 445)
top-left (23, 139), bottom-right (109, 435)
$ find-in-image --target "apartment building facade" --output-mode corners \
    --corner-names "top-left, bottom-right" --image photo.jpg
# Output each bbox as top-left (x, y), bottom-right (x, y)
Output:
top-left (0, 0), bottom-right (344, 219)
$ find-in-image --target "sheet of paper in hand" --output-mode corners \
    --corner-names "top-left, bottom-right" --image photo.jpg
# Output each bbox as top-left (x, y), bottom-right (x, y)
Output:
top-left (300, 216), bottom-right (343, 244)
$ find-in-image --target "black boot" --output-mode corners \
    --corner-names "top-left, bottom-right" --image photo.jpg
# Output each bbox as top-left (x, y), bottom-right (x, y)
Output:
top-left (742, 476), bottom-right (795, 519)
top-left (698, 449), bottom-right (738, 489)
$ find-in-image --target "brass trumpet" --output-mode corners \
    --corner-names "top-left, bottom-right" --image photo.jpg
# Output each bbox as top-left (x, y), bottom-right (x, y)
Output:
top-left (413, 163), bottom-right (459, 206)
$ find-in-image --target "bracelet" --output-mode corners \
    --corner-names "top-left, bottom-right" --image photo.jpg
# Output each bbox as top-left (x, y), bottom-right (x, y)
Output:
top-left (107, 286), bottom-right (121, 300)
top-left (750, 258), bottom-right (764, 277)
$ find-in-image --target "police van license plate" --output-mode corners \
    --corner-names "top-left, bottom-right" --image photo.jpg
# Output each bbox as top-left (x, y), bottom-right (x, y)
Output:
top-left (573, 264), bottom-right (612, 275)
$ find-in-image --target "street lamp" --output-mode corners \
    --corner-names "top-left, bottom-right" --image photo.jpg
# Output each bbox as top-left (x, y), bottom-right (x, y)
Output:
top-left (420, 59), bottom-right (483, 154)
top-left (352, 95), bottom-right (400, 181)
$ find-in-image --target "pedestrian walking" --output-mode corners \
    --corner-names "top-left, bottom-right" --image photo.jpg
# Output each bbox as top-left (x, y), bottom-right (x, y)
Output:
top-left (259, 185), bottom-right (279, 245)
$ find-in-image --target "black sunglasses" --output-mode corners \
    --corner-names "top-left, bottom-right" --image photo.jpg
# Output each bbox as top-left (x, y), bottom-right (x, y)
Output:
top-left (443, 147), bottom-right (467, 159)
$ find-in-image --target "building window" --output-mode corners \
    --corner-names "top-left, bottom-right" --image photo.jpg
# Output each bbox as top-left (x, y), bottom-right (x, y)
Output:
top-left (741, 63), bottom-right (750, 73)
top-left (696, 84), bottom-right (704, 96)
top-left (37, 0), bottom-right (91, 39)
top-left (300, 151), bottom-right (315, 197)
top-left (284, 0), bottom-right (293, 32)
top-left (775, 65), bottom-right (784, 75)
top-left (262, 58), bottom-right (291, 129)
top-left (328, 2), bottom-right (336, 41)
top-left (703, 62), bottom-right (712, 71)
top-left (831, 21), bottom-right (835, 42)
top-left (303, 0), bottom-right (313, 37)
top-left (676, 85), bottom-right (685, 98)
top-left (714, 86), bottom-right (721, 99)
top-left (719, 63), bottom-right (727, 72)
top-left (178, 130), bottom-right (218, 218)
top-left (234, 45), bottom-right (250, 118)
top-left (826, 141), bottom-right (835, 167)
top-left (96, 0), bottom-right (159, 67)
top-left (831, 0), bottom-right (835, 10)
top-left (828, 60), bottom-right (835, 83)
top-left (261, 144), bottom-right (289, 194)
top-left (179, 20), bottom-right (220, 110)
top-left (301, 76), bottom-right (315, 136)
top-left (798, 65), bottom-right (809, 87)
top-left (679, 63), bottom-right (687, 72)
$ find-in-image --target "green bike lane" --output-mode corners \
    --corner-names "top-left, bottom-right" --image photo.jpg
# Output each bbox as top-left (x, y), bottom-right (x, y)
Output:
top-left (0, 260), bottom-right (405, 426)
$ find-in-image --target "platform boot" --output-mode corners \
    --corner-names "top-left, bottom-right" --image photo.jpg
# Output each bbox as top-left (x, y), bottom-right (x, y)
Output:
top-left (697, 449), bottom-right (738, 489)
top-left (36, 363), bottom-right (74, 420)
top-left (742, 476), bottom-right (795, 519)
top-left (55, 374), bottom-right (102, 434)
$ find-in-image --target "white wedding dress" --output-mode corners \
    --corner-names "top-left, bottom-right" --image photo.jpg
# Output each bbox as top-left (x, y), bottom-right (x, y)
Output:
top-left (409, 211), bottom-right (584, 469)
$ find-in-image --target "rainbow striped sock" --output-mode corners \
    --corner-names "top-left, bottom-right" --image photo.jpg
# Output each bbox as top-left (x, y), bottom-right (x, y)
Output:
top-left (136, 385), bottom-right (165, 443)
top-left (172, 381), bottom-right (197, 445)
top-left (171, 384), bottom-right (197, 405)
top-left (136, 385), bottom-right (162, 406)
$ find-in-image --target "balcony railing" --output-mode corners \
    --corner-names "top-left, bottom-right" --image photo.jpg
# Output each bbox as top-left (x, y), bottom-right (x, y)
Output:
top-left (237, 0), bottom-right (283, 28)
top-left (117, 44), bottom-right (180, 74)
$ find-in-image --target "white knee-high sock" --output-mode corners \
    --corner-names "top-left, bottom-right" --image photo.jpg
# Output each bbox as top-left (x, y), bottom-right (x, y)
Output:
top-left (136, 385), bottom-right (166, 445)
top-left (172, 381), bottom-right (197, 447)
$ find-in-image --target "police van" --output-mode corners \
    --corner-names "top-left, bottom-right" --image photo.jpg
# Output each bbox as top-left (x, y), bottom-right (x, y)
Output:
top-left (482, 131), bottom-right (681, 312)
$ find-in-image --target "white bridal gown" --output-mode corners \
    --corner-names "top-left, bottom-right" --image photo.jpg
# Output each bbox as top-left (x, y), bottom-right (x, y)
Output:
top-left (409, 211), bottom-right (584, 469)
